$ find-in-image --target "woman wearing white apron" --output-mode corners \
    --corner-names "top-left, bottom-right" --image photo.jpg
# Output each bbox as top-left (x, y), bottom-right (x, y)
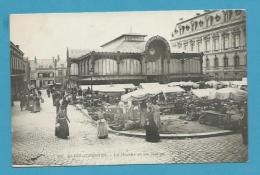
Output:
top-left (152, 101), bottom-right (161, 131)
top-left (97, 109), bottom-right (108, 139)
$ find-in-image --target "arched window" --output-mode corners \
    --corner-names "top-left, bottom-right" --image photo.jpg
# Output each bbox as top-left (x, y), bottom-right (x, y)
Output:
top-left (94, 58), bottom-right (117, 75)
top-left (223, 34), bottom-right (229, 50)
top-left (119, 59), bottom-right (141, 75)
top-left (70, 63), bottom-right (79, 75)
top-left (81, 62), bottom-right (84, 75)
top-left (210, 16), bottom-right (214, 25)
top-left (194, 21), bottom-right (198, 30)
top-left (84, 60), bottom-right (89, 75)
top-left (191, 22), bottom-right (194, 31)
top-left (224, 56), bottom-right (228, 67)
top-left (234, 55), bottom-right (240, 67)
top-left (78, 62), bottom-right (81, 75)
top-left (206, 57), bottom-right (210, 68)
top-left (205, 38), bottom-right (210, 51)
top-left (214, 56), bottom-right (219, 68)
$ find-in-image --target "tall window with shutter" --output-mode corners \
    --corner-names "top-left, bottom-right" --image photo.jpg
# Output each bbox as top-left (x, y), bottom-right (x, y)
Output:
top-left (214, 56), bottom-right (219, 68)
top-left (224, 56), bottom-right (229, 67)
top-left (234, 55), bottom-right (240, 67)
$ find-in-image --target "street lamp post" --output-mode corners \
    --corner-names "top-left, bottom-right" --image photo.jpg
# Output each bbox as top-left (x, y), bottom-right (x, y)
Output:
top-left (54, 59), bottom-right (57, 83)
top-left (53, 57), bottom-right (58, 85)
top-left (54, 59), bottom-right (57, 84)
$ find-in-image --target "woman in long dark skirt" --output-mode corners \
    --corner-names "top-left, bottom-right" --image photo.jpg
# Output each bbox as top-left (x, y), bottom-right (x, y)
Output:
top-left (19, 93), bottom-right (26, 111)
top-left (55, 97), bottom-right (61, 114)
top-left (61, 97), bottom-right (69, 114)
top-left (47, 88), bottom-right (50, 98)
top-left (144, 106), bottom-right (160, 142)
top-left (55, 105), bottom-right (70, 139)
top-left (35, 95), bottom-right (41, 112)
top-left (32, 95), bottom-right (41, 113)
top-left (25, 94), bottom-right (30, 110)
top-left (52, 91), bottom-right (57, 106)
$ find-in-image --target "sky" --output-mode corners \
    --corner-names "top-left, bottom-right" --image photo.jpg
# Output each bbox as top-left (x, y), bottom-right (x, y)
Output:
top-left (10, 10), bottom-right (203, 60)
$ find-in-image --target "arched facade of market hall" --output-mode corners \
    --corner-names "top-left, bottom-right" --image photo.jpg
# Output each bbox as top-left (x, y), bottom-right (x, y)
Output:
top-left (67, 33), bottom-right (203, 85)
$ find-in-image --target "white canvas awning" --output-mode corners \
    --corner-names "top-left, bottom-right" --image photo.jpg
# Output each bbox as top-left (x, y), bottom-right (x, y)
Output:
top-left (216, 88), bottom-right (247, 100)
top-left (121, 84), bottom-right (185, 102)
top-left (160, 86), bottom-right (185, 93)
top-left (121, 88), bottom-right (158, 102)
top-left (139, 82), bottom-right (160, 89)
top-left (80, 84), bottom-right (125, 93)
top-left (191, 88), bottom-right (217, 99)
top-left (168, 81), bottom-right (199, 88)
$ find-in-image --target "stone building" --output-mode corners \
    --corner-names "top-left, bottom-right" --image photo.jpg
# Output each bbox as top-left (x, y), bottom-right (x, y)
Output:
top-left (170, 10), bottom-right (247, 80)
top-left (67, 33), bottom-right (203, 87)
top-left (29, 56), bottom-right (67, 88)
top-left (10, 41), bottom-right (30, 100)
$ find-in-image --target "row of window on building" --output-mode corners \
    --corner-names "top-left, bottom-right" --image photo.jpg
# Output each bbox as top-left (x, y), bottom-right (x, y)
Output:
top-left (37, 70), bottom-right (66, 78)
top-left (175, 32), bottom-right (241, 53)
top-left (37, 64), bottom-right (65, 69)
top-left (205, 55), bottom-right (242, 68)
top-left (10, 56), bottom-right (25, 73)
top-left (70, 57), bottom-right (202, 76)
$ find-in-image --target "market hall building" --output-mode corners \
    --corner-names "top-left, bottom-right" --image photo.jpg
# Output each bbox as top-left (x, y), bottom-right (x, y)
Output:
top-left (67, 33), bottom-right (203, 86)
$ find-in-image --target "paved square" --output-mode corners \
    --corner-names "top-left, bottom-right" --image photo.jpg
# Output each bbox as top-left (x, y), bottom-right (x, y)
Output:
top-left (12, 92), bottom-right (248, 166)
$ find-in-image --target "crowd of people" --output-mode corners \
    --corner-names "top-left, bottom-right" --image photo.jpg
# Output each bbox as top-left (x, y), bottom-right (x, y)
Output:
top-left (13, 82), bottom-right (248, 145)
top-left (106, 100), bottom-right (161, 142)
top-left (47, 87), bottom-right (70, 139)
top-left (51, 87), bottom-right (111, 140)
top-left (16, 88), bottom-right (43, 113)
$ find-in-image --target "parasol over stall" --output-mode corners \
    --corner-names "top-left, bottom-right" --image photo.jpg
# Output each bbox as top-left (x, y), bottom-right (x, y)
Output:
top-left (80, 84), bottom-right (126, 97)
top-left (205, 80), bottom-right (224, 88)
top-left (121, 84), bottom-right (185, 102)
top-left (121, 88), bottom-right (160, 102)
top-left (215, 87), bottom-right (247, 101)
top-left (191, 88), bottom-right (217, 99)
top-left (168, 81), bottom-right (199, 88)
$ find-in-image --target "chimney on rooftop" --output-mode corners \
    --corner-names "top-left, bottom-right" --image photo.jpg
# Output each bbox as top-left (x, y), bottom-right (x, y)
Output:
top-left (16, 45), bottom-right (19, 49)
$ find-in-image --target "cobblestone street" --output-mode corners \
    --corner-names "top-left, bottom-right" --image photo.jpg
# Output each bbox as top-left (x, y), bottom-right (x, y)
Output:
top-left (12, 91), bottom-right (248, 166)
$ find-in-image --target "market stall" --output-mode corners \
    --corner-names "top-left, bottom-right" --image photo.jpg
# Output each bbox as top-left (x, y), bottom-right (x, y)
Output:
top-left (215, 88), bottom-right (247, 101)
top-left (205, 80), bottom-right (224, 88)
top-left (121, 88), bottom-right (160, 102)
top-left (191, 88), bottom-right (217, 99)
top-left (168, 81), bottom-right (199, 89)
top-left (139, 82), bottom-right (161, 89)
